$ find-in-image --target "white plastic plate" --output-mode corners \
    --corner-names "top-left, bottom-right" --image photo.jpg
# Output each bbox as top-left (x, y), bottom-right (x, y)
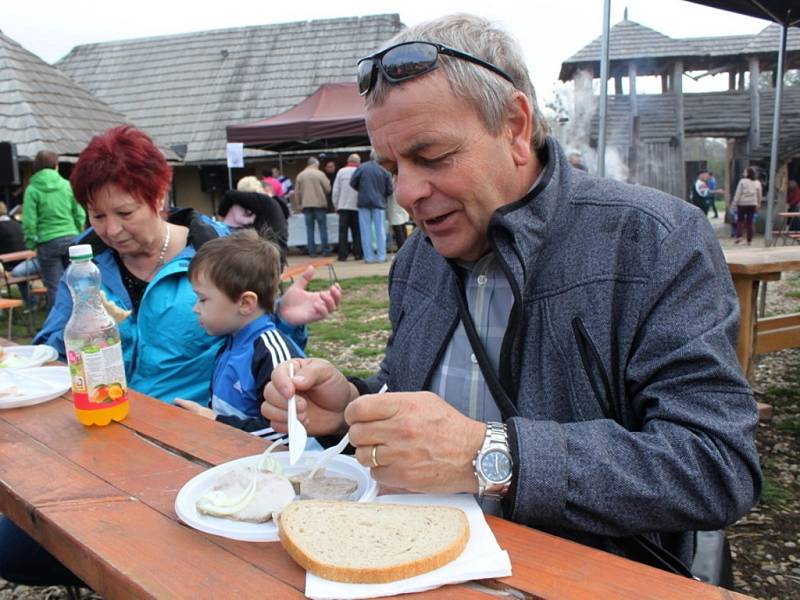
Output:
top-left (0, 345), bottom-right (59, 370)
top-left (175, 451), bottom-right (378, 542)
top-left (0, 366), bottom-right (71, 409)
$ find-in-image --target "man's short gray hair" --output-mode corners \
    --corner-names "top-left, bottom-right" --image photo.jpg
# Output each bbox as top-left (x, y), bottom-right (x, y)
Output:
top-left (364, 14), bottom-right (549, 150)
top-left (307, 157), bottom-right (319, 167)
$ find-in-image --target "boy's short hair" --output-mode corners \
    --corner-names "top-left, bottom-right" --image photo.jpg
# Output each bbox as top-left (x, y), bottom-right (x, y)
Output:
top-left (189, 229), bottom-right (281, 312)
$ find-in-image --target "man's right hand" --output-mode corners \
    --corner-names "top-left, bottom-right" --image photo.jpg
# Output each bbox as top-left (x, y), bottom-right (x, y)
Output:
top-left (262, 358), bottom-right (357, 436)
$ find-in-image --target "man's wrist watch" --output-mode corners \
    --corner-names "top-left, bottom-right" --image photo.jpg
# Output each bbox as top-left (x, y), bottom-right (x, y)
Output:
top-left (473, 422), bottom-right (513, 499)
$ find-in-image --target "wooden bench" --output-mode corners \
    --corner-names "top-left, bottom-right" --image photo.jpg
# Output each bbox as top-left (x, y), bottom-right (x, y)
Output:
top-left (0, 298), bottom-right (24, 339)
top-left (755, 312), bottom-right (800, 355)
top-left (280, 257), bottom-right (338, 287)
top-left (0, 250), bottom-right (44, 335)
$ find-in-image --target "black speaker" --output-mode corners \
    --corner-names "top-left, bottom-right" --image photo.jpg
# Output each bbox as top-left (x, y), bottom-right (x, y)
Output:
top-left (0, 142), bottom-right (20, 186)
top-left (200, 166), bottom-right (228, 193)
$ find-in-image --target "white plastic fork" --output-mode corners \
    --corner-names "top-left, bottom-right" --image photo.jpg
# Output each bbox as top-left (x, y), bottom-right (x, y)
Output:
top-left (304, 383), bottom-right (388, 479)
top-left (287, 362), bottom-right (307, 466)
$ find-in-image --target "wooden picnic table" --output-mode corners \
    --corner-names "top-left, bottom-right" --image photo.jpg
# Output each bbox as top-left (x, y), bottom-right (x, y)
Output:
top-left (724, 246), bottom-right (800, 379)
top-left (0, 341), bottom-right (751, 599)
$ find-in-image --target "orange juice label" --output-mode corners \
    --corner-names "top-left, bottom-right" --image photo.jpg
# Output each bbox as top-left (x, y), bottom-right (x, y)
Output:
top-left (66, 341), bottom-right (128, 410)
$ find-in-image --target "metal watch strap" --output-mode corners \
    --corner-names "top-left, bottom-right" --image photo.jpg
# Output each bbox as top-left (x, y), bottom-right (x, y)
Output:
top-left (475, 422), bottom-right (512, 499)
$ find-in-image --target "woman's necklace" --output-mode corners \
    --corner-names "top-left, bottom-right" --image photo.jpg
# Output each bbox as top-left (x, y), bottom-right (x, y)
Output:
top-left (147, 223), bottom-right (171, 280)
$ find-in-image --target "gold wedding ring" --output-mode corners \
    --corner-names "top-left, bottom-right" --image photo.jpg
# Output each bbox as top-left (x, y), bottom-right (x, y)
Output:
top-left (371, 445), bottom-right (380, 468)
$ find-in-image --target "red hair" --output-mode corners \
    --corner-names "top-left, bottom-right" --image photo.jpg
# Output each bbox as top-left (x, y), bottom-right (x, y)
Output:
top-left (70, 125), bottom-right (172, 212)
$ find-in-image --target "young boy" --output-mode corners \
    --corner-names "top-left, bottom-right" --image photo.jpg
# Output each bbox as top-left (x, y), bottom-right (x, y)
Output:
top-left (176, 229), bottom-right (301, 442)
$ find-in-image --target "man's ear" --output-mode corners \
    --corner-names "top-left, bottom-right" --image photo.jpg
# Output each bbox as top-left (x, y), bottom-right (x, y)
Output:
top-left (238, 291), bottom-right (259, 315)
top-left (505, 91), bottom-right (534, 167)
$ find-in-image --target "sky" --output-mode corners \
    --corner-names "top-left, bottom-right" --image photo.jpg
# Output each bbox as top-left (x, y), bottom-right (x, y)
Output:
top-left (2, 0), bottom-right (773, 106)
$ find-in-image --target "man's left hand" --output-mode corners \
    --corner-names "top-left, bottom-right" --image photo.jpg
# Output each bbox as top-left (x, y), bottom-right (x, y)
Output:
top-left (345, 391), bottom-right (486, 494)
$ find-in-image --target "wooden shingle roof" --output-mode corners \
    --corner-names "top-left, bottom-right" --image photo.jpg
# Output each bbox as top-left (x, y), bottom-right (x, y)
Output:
top-left (560, 19), bottom-right (800, 81)
top-left (588, 88), bottom-right (800, 161)
top-left (0, 30), bottom-right (130, 161)
top-left (56, 15), bottom-right (404, 164)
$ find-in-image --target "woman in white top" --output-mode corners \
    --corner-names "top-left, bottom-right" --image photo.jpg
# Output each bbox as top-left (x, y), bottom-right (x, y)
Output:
top-left (732, 167), bottom-right (762, 245)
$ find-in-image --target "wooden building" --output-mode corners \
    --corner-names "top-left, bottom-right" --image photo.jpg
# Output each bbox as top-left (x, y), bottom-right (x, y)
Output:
top-left (559, 17), bottom-right (800, 206)
top-left (55, 15), bottom-right (403, 215)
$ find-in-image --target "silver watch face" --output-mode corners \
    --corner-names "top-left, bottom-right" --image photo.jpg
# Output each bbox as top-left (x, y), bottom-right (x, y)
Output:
top-left (480, 449), bottom-right (512, 483)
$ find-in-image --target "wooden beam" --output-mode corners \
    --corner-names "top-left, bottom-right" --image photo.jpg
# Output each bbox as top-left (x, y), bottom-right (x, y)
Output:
top-left (673, 60), bottom-right (686, 200)
top-left (661, 73), bottom-right (669, 93)
top-left (729, 71), bottom-right (736, 90)
top-left (614, 75), bottom-right (623, 95)
top-left (629, 62), bottom-right (639, 185)
top-left (749, 57), bottom-right (760, 149)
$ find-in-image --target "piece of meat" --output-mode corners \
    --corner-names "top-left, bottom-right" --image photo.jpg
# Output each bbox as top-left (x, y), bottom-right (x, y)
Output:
top-left (196, 467), bottom-right (295, 523)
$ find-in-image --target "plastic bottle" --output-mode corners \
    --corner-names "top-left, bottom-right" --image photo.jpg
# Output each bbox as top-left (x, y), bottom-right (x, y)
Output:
top-left (64, 244), bottom-right (129, 426)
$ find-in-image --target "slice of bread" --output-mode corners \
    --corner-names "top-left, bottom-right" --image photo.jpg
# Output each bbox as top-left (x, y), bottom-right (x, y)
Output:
top-left (278, 500), bottom-right (469, 583)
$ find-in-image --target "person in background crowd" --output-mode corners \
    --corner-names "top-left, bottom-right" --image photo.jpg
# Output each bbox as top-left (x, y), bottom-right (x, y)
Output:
top-left (21, 150), bottom-right (86, 307)
top-left (264, 13), bottom-right (759, 575)
top-left (732, 167), bottom-right (762, 245)
top-left (261, 168), bottom-right (284, 199)
top-left (218, 189), bottom-right (288, 267)
top-left (273, 167), bottom-right (297, 214)
top-left (692, 170), bottom-right (710, 215)
top-left (787, 179), bottom-right (800, 231)
top-left (350, 153), bottom-right (393, 263)
top-left (295, 157), bottom-right (331, 257)
top-left (237, 175), bottom-right (289, 219)
top-left (323, 159), bottom-right (338, 212)
top-left (706, 172), bottom-right (720, 218)
top-left (386, 189), bottom-right (409, 252)
top-left (0, 201), bottom-right (35, 304)
top-left (332, 153), bottom-right (364, 262)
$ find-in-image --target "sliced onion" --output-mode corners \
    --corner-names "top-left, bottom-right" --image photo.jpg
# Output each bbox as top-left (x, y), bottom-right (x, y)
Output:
top-left (199, 475), bottom-right (257, 515)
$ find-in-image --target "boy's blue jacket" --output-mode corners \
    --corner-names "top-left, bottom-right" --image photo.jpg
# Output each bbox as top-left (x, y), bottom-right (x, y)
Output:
top-left (211, 314), bottom-right (304, 419)
top-left (35, 209), bottom-right (306, 405)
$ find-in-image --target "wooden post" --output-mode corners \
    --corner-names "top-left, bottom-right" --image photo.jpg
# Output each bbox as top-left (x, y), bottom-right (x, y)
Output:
top-left (738, 70), bottom-right (746, 91)
top-left (629, 62), bottom-right (639, 184)
top-left (661, 73), bottom-right (669, 93)
top-left (614, 75), bottom-right (623, 95)
top-left (729, 71), bottom-right (736, 90)
top-left (673, 60), bottom-right (686, 200)
top-left (749, 57), bottom-right (760, 150)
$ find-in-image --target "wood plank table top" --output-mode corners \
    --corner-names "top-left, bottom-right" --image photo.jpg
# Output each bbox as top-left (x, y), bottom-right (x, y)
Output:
top-left (724, 246), bottom-right (800, 276)
top-left (0, 350), bottom-right (752, 599)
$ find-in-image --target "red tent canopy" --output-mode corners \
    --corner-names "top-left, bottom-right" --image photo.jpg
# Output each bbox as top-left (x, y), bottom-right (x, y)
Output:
top-left (226, 83), bottom-right (368, 151)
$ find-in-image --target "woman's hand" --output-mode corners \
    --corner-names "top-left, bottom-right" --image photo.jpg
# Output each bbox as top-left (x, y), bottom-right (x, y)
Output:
top-left (278, 266), bottom-right (342, 326)
top-left (262, 358), bottom-right (356, 436)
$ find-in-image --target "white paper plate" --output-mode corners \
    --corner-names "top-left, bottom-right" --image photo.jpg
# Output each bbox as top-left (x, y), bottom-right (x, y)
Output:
top-left (0, 345), bottom-right (59, 370)
top-left (0, 366), bottom-right (71, 409)
top-left (175, 452), bottom-right (378, 542)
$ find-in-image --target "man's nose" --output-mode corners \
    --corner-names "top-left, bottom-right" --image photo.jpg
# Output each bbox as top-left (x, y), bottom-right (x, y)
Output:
top-left (395, 169), bottom-right (431, 212)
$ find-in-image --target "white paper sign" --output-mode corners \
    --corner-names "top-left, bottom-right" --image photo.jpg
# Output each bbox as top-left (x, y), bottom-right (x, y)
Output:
top-left (226, 143), bottom-right (244, 168)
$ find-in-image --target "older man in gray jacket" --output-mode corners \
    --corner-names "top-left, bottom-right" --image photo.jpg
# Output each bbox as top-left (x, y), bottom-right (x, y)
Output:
top-left (264, 14), bottom-right (760, 572)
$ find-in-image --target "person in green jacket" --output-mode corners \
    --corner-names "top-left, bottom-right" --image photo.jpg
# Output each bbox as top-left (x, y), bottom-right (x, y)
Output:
top-left (22, 150), bottom-right (86, 307)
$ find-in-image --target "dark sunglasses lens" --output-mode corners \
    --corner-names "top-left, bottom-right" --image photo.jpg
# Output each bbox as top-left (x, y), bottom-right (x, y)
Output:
top-left (357, 60), bottom-right (376, 95)
top-left (382, 43), bottom-right (439, 81)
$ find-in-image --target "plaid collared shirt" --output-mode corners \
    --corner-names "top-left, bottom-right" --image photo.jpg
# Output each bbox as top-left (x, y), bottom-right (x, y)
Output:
top-left (429, 253), bottom-right (513, 424)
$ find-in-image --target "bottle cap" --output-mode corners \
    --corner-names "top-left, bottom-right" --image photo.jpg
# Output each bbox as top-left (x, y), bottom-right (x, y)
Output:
top-left (69, 244), bottom-right (93, 261)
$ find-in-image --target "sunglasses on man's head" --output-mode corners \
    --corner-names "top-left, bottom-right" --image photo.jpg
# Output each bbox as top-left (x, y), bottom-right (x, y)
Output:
top-left (356, 41), bottom-right (515, 97)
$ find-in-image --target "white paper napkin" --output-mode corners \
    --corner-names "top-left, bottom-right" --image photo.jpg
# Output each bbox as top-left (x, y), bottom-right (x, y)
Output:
top-left (304, 493), bottom-right (512, 600)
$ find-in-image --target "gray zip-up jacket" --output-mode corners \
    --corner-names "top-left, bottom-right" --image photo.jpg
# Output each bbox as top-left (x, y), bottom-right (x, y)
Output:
top-left (354, 138), bottom-right (761, 564)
